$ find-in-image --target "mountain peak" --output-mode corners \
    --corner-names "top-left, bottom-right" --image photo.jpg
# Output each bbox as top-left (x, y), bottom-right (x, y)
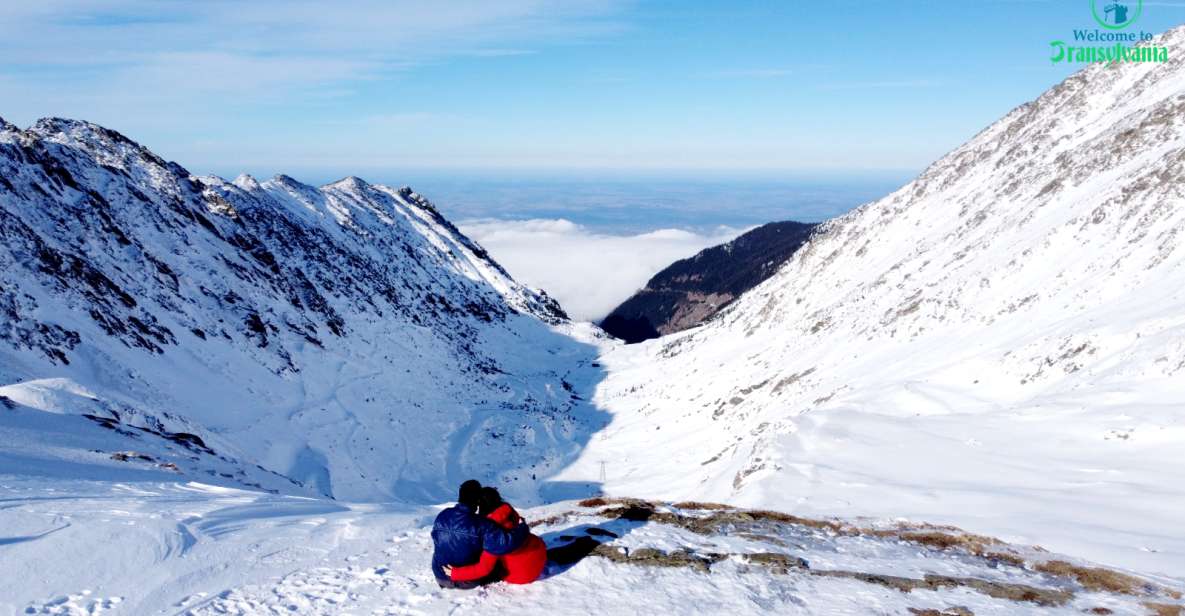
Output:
top-left (269, 173), bottom-right (319, 194)
top-left (326, 176), bottom-right (370, 191)
top-left (29, 117), bottom-right (122, 144)
top-left (22, 116), bottom-right (175, 176)
top-left (233, 173), bottom-right (261, 191)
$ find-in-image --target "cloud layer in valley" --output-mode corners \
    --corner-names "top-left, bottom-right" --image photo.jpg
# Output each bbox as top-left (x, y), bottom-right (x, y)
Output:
top-left (460, 219), bottom-right (745, 322)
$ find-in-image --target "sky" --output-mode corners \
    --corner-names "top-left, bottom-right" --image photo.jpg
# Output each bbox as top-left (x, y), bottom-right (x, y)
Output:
top-left (4, 0), bottom-right (1185, 178)
top-left (5, 0), bottom-right (1184, 321)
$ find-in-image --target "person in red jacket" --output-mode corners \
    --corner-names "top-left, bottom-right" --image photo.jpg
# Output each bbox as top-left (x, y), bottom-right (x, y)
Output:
top-left (444, 487), bottom-right (547, 585)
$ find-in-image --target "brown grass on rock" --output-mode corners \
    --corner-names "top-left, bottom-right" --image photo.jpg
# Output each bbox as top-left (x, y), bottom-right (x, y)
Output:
top-left (744, 552), bottom-right (809, 574)
top-left (895, 531), bottom-right (1002, 552)
top-left (596, 503), bottom-right (845, 536)
top-left (979, 550), bottom-right (1027, 568)
top-left (861, 527), bottom-right (1028, 569)
top-left (1035, 560), bottom-right (1152, 596)
top-left (812, 570), bottom-right (1073, 607)
top-left (577, 496), bottom-right (655, 508)
top-left (907, 607), bottom-right (974, 616)
top-left (671, 501), bottom-right (736, 511)
top-left (566, 497), bottom-right (1179, 609)
top-left (737, 532), bottom-right (792, 548)
top-left (528, 512), bottom-right (569, 528)
top-left (591, 544), bottom-right (724, 573)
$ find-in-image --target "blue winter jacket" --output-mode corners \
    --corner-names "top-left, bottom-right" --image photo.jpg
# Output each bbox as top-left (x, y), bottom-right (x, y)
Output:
top-left (431, 503), bottom-right (529, 581)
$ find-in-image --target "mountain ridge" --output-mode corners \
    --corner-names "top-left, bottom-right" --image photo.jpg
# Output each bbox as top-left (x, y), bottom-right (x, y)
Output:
top-left (0, 115), bottom-right (602, 503)
top-left (554, 25), bottom-right (1185, 578)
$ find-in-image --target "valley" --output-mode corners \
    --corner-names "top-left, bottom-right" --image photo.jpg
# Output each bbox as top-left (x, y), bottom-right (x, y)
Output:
top-left (3, 21), bottom-right (1185, 616)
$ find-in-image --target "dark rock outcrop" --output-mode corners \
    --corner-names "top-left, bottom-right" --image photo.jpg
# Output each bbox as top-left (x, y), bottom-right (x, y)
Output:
top-left (601, 221), bottom-right (817, 343)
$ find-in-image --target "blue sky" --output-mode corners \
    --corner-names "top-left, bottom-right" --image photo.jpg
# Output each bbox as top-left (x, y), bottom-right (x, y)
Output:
top-left (2, 0), bottom-right (1184, 179)
top-left (4, 1), bottom-right (1183, 319)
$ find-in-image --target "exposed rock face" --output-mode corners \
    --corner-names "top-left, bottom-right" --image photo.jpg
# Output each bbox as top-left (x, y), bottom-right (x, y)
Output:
top-left (600, 221), bottom-right (817, 343)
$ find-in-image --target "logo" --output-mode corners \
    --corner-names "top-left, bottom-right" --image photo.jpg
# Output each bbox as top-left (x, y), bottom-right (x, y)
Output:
top-left (1091, 0), bottom-right (1142, 30)
top-left (1048, 0), bottom-right (1166, 64)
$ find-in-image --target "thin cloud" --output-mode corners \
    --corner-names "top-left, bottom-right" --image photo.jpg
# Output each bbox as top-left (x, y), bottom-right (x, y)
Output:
top-left (0, 1), bottom-right (629, 126)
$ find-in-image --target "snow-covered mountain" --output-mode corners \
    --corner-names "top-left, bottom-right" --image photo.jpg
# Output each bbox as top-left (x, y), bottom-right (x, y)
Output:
top-left (6, 25), bottom-right (1185, 614)
top-left (555, 30), bottom-right (1185, 578)
top-left (0, 116), bottom-right (607, 503)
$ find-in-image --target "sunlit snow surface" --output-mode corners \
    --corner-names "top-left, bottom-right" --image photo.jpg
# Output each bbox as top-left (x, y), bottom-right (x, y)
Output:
top-left (553, 26), bottom-right (1185, 582)
top-left (3, 484), bottom-right (1180, 615)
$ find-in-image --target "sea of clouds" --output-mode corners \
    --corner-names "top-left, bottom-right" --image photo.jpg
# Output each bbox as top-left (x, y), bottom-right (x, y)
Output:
top-left (460, 218), bottom-right (746, 322)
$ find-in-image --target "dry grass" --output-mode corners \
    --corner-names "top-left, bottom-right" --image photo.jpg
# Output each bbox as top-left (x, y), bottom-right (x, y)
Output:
top-left (596, 502), bottom-right (845, 536)
top-left (811, 570), bottom-right (1072, 607)
top-left (1143, 603), bottom-right (1184, 616)
top-left (979, 550), bottom-right (1027, 568)
top-left (744, 552), bottom-right (809, 574)
top-left (737, 532), bottom-right (792, 548)
top-left (907, 608), bottom-right (973, 616)
top-left (577, 496), bottom-right (652, 509)
top-left (591, 544), bottom-right (723, 573)
top-left (671, 500), bottom-right (736, 511)
top-left (859, 526), bottom-right (1028, 569)
top-left (740, 509), bottom-right (845, 532)
top-left (567, 497), bottom-right (1181, 608)
top-left (894, 531), bottom-right (1002, 552)
top-left (527, 512), bottom-right (569, 528)
top-left (1035, 560), bottom-right (1151, 596)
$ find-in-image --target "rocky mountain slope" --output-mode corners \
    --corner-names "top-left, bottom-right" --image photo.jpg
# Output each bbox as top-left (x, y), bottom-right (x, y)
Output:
top-left (600, 221), bottom-right (817, 343)
top-left (0, 116), bottom-right (607, 503)
top-left (555, 29), bottom-right (1185, 579)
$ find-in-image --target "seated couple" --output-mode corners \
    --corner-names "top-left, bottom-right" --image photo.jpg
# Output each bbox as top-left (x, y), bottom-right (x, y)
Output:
top-left (431, 479), bottom-right (547, 588)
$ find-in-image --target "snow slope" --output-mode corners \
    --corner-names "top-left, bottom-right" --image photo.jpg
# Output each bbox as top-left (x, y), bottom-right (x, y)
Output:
top-left (3, 481), bottom-right (1180, 615)
top-left (0, 116), bottom-right (607, 504)
top-left (552, 28), bottom-right (1185, 580)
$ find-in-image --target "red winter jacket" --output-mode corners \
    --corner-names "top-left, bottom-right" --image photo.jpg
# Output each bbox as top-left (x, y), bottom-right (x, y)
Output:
top-left (450, 503), bottom-right (547, 585)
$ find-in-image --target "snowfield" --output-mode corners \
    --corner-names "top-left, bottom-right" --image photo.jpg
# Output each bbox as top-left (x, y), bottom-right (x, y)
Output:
top-left (3, 482), bottom-right (1182, 615)
top-left (3, 21), bottom-right (1185, 616)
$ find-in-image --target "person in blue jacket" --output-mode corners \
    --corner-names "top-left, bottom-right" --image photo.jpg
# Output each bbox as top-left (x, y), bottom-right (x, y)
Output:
top-left (431, 479), bottom-right (529, 589)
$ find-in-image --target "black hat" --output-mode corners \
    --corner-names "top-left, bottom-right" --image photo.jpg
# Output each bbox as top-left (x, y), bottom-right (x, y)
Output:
top-left (458, 479), bottom-right (482, 509)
